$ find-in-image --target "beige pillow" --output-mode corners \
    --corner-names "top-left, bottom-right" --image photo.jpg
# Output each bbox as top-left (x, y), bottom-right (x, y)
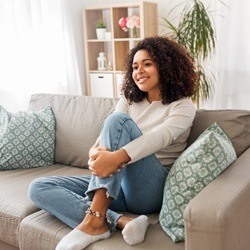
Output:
top-left (187, 109), bottom-right (250, 157)
top-left (28, 94), bottom-right (118, 168)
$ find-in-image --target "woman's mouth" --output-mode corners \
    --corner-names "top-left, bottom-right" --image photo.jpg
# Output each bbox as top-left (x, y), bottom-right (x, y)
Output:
top-left (137, 77), bottom-right (148, 84)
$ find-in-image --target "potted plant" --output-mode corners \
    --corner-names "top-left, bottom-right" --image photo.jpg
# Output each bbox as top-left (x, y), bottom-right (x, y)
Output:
top-left (161, 0), bottom-right (223, 108)
top-left (96, 19), bottom-right (106, 40)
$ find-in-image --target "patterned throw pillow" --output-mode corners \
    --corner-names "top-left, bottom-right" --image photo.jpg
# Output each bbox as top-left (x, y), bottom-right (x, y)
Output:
top-left (0, 106), bottom-right (55, 170)
top-left (159, 122), bottom-right (237, 242)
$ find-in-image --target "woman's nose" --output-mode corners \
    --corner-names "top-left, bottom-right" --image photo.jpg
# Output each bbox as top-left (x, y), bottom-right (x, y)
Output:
top-left (138, 65), bottom-right (144, 73)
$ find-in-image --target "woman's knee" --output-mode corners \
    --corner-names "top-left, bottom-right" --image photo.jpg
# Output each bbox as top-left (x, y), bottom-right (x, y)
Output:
top-left (28, 177), bottom-right (50, 202)
top-left (104, 112), bottom-right (131, 129)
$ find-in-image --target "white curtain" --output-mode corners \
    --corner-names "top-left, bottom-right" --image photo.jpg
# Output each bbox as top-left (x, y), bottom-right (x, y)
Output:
top-left (0, 0), bottom-right (82, 112)
top-left (201, 0), bottom-right (250, 110)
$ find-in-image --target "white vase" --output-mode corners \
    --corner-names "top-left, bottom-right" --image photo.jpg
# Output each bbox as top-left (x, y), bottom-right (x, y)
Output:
top-left (96, 28), bottom-right (106, 40)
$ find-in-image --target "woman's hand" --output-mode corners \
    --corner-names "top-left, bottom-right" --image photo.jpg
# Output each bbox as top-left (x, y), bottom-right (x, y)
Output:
top-left (88, 138), bottom-right (101, 160)
top-left (89, 145), bottom-right (108, 161)
top-left (88, 148), bottom-right (130, 178)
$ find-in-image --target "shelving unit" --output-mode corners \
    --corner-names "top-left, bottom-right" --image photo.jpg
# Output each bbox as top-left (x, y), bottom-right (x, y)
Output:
top-left (83, 1), bottom-right (158, 98)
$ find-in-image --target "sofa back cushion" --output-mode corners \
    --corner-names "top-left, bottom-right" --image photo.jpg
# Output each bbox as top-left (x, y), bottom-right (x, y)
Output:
top-left (187, 109), bottom-right (250, 157)
top-left (28, 94), bottom-right (250, 167)
top-left (28, 94), bottom-right (118, 168)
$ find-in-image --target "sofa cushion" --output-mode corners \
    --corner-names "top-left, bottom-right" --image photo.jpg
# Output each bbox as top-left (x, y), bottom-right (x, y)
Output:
top-left (159, 122), bottom-right (237, 242)
top-left (19, 210), bottom-right (184, 250)
top-left (28, 94), bottom-right (118, 168)
top-left (0, 164), bottom-right (89, 247)
top-left (0, 106), bottom-right (55, 170)
top-left (187, 109), bottom-right (250, 157)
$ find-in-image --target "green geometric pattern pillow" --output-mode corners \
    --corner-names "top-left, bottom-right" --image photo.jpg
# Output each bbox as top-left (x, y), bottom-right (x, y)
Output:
top-left (0, 106), bottom-right (55, 170)
top-left (159, 122), bottom-right (237, 242)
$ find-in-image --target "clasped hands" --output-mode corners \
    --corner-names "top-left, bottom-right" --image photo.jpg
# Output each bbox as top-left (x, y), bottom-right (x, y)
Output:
top-left (88, 146), bottom-right (129, 178)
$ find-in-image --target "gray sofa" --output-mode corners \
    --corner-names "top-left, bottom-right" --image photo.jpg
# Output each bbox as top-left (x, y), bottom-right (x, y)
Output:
top-left (0, 93), bottom-right (250, 250)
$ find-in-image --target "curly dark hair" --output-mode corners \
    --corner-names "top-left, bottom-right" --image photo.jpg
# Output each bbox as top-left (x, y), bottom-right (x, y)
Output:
top-left (122, 36), bottom-right (197, 104)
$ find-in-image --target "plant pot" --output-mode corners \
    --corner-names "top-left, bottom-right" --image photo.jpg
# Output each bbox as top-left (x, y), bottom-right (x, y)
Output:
top-left (96, 28), bottom-right (106, 40)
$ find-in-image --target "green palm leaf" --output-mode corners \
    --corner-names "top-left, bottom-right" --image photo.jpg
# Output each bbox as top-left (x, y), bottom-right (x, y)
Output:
top-left (161, 0), bottom-right (221, 108)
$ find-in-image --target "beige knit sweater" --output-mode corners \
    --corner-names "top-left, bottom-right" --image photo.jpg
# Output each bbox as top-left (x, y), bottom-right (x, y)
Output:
top-left (114, 96), bottom-right (196, 167)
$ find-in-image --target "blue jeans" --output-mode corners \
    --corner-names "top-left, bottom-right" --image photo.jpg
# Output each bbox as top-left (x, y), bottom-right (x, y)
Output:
top-left (29, 113), bottom-right (168, 232)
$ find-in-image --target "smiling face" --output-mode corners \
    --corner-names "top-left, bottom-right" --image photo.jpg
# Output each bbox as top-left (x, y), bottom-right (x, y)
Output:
top-left (132, 49), bottom-right (161, 102)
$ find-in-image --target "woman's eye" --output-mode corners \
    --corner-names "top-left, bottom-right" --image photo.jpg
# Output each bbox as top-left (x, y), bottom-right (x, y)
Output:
top-left (145, 62), bottom-right (152, 67)
top-left (133, 66), bottom-right (138, 71)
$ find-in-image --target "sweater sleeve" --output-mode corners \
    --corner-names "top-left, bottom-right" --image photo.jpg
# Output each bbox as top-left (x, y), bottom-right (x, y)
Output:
top-left (122, 99), bottom-right (196, 164)
top-left (114, 96), bottom-right (129, 114)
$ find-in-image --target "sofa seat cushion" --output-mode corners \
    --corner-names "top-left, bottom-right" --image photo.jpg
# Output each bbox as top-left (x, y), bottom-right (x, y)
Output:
top-left (28, 94), bottom-right (118, 168)
top-left (0, 164), bottom-right (89, 247)
top-left (19, 209), bottom-right (184, 250)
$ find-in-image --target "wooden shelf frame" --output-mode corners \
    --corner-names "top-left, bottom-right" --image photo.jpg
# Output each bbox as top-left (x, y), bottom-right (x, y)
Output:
top-left (83, 1), bottom-right (158, 97)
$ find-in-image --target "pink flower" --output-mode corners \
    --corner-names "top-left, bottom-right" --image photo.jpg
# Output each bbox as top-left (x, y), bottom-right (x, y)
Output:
top-left (126, 15), bottom-right (140, 29)
top-left (118, 15), bottom-right (140, 32)
top-left (118, 17), bottom-right (128, 32)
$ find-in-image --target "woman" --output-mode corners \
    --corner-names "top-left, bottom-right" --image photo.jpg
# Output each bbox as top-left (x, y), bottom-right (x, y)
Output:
top-left (29, 36), bottom-right (197, 250)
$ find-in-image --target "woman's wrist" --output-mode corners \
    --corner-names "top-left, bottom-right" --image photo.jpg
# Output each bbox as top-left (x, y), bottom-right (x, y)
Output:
top-left (115, 149), bottom-right (131, 165)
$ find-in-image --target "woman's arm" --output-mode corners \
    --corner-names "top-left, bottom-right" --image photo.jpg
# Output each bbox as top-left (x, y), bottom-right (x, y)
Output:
top-left (122, 99), bottom-right (196, 164)
top-left (113, 95), bottom-right (129, 114)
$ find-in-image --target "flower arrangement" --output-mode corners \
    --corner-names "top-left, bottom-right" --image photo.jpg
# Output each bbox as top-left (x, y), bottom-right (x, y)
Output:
top-left (118, 15), bottom-right (140, 37)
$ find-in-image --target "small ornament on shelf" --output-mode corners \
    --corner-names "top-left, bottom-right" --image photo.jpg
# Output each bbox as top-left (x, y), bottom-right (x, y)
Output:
top-left (97, 52), bottom-right (107, 70)
top-left (107, 61), bottom-right (113, 70)
top-left (104, 32), bottom-right (112, 40)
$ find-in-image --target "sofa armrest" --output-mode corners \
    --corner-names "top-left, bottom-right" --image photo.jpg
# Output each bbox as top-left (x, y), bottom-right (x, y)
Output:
top-left (184, 147), bottom-right (250, 250)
